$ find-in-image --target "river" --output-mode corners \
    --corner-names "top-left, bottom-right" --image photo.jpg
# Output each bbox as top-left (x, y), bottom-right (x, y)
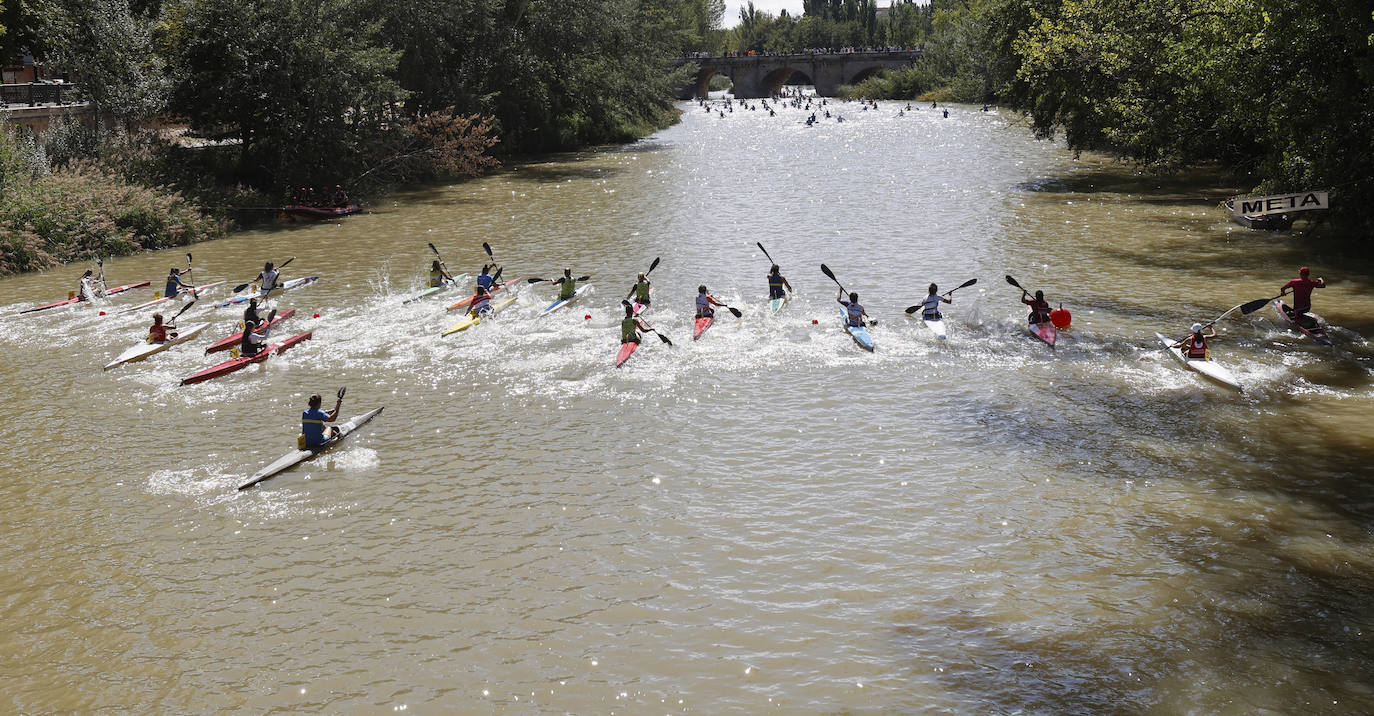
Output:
top-left (3, 97), bottom-right (1374, 712)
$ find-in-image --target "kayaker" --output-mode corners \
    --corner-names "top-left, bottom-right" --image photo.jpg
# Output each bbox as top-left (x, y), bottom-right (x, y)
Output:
top-left (921, 283), bottom-right (952, 320)
top-left (240, 318), bottom-right (269, 357)
top-left (1021, 289), bottom-right (1052, 324)
top-left (475, 264), bottom-right (497, 290)
top-left (255, 262), bottom-right (280, 295)
top-left (78, 262), bottom-right (105, 301)
top-left (302, 393), bottom-right (342, 447)
top-left (147, 312), bottom-right (178, 343)
top-left (696, 285), bottom-right (727, 318)
top-left (429, 260), bottom-right (453, 288)
top-left (1279, 266), bottom-right (1326, 319)
top-left (242, 298), bottom-right (262, 328)
top-left (164, 267), bottom-right (193, 298)
top-left (620, 304), bottom-right (647, 345)
top-left (469, 285), bottom-right (493, 316)
top-left (767, 265), bottom-right (792, 301)
top-left (837, 289), bottom-right (868, 327)
top-left (553, 268), bottom-right (579, 302)
top-left (1172, 322), bottom-right (1216, 359)
top-left (625, 273), bottom-right (652, 308)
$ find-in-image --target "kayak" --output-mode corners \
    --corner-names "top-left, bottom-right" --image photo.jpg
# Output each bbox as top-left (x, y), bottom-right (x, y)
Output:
top-left (1027, 307), bottom-right (1057, 347)
top-left (179, 330), bottom-right (313, 385)
top-left (205, 308), bottom-right (297, 354)
top-left (541, 284), bottom-right (593, 316)
top-left (1154, 331), bottom-right (1243, 392)
top-left (1274, 299), bottom-right (1332, 346)
top-left (693, 316), bottom-right (713, 340)
top-left (403, 274), bottom-right (469, 304)
top-left (841, 307), bottom-right (875, 351)
top-left (615, 341), bottom-right (639, 367)
top-left (447, 277), bottom-right (521, 311)
top-left (216, 276), bottom-right (319, 307)
top-left (19, 281), bottom-right (151, 314)
top-left (117, 281), bottom-right (225, 314)
top-left (103, 322), bottom-right (210, 370)
top-left (237, 407), bottom-right (384, 491)
top-left (441, 296), bottom-right (517, 336)
top-left (922, 315), bottom-right (948, 340)
top-left (769, 294), bottom-right (789, 315)
top-left (633, 288), bottom-right (653, 316)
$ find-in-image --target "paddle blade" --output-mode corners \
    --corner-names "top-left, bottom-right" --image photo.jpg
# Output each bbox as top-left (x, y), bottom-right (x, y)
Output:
top-left (657, 333), bottom-right (673, 346)
top-left (428, 242), bottom-right (439, 255)
top-left (757, 242), bottom-right (773, 262)
top-left (728, 306), bottom-right (743, 318)
top-left (482, 242), bottom-right (493, 258)
top-left (338, 386), bottom-right (346, 399)
top-left (647, 257), bottom-right (660, 275)
top-left (1240, 296), bottom-right (1275, 315)
top-left (233, 282), bottom-right (251, 293)
top-left (266, 308), bottom-right (278, 323)
top-left (821, 263), bottom-right (835, 281)
top-left (1004, 274), bottom-right (1022, 290)
top-left (577, 275), bottom-right (591, 282)
top-left (186, 253), bottom-right (193, 264)
top-left (492, 267), bottom-right (503, 282)
top-left (956, 277), bottom-right (977, 289)
top-left (526, 277), bottom-right (545, 284)
top-left (904, 305), bottom-right (921, 315)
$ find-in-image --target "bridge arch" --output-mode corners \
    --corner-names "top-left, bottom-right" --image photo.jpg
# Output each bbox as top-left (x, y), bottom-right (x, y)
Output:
top-left (691, 67), bottom-right (733, 98)
top-left (845, 66), bottom-right (890, 87)
top-left (761, 67), bottom-right (814, 97)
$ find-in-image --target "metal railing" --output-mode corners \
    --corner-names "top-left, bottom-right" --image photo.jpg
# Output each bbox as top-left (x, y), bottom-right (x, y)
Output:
top-left (0, 83), bottom-right (82, 108)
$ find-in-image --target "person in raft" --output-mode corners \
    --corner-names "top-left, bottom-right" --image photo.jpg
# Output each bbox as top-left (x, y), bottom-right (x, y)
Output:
top-left (920, 283), bottom-right (952, 321)
top-left (1279, 266), bottom-right (1326, 322)
top-left (837, 289), bottom-right (868, 327)
top-left (621, 304), bottom-right (648, 345)
top-left (147, 312), bottom-right (178, 343)
top-left (1172, 322), bottom-right (1216, 359)
top-left (1021, 288), bottom-right (1051, 324)
top-left (696, 285), bottom-right (727, 318)
top-left (429, 260), bottom-right (454, 288)
top-left (767, 265), bottom-right (792, 301)
top-left (626, 272), bottom-right (651, 308)
top-left (165, 267), bottom-right (194, 298)
top-left (302, 393), bottom-right (343, 448)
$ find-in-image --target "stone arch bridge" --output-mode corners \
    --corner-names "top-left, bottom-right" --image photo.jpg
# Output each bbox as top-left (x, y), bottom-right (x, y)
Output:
top-left (674, 50), bottom-right (922, 99)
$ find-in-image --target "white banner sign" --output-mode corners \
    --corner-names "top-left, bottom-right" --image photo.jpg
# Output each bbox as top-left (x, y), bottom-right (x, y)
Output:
top-left (1227, 190), bottom-right (1329, 217)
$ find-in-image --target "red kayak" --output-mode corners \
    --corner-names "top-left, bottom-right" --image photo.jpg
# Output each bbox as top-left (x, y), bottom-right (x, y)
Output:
top-left (615, 341), bottom-right (639, 368)
top-left (1027, 306), bottom-right (1056, 347)
top-left (447, 278), bottom-right (521, 312)
top-left (180, 331), bottom-right (312, 385)
top-left (693, 316), bottom-right (713, 341)
top-left (205, 308), bottom-right (297, 353)
top-left (19, 281), bottom-right (151, 314)
top-left (1274, 299), bottom-right (1333, 346)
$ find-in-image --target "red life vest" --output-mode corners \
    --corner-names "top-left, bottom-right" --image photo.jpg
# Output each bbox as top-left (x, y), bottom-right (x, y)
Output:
top-left (1184, 335), bottom-right (1208, 358)
top-left (149, 324), bottom-right (170, 343)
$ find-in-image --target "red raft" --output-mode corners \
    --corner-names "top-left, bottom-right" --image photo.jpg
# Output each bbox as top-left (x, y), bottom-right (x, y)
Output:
top-left (19, 281), bottom-right (151, 314)
top-left (205, 309), bottom-right (297, 354)
top-left (615, 341), bottom-right (639, 368)
top-left (282, 204), bottom-right (363, 221)
top-left (180, 330), bottom-right (312, 385)
top-left (692, 316), bottom-right (713, 341)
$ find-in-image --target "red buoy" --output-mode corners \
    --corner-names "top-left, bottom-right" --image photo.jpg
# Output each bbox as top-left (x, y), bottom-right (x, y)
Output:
top-left (584, 314), bottom-right (591, 320)
top-left (1050, 307), bottom-right (1071, 329)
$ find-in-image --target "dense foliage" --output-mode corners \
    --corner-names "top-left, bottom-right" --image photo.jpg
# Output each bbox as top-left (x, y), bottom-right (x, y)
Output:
top-left (728, 0), bottom-right (933, 53)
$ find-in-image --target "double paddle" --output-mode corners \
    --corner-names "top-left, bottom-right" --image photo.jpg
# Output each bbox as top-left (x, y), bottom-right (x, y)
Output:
top-left (621, 300), bottom-right (673, 346)
top-left (233, 256), bottom-right (295, 294)
top-left (904, 278), bottom-right (977, 314)
top-left (427, 242), bottom-right (458, 285)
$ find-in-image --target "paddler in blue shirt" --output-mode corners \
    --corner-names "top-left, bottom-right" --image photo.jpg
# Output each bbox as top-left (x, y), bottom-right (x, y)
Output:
top-left (164, 267), bottom-right (193, 298)
top-left (302, 393), bottom-right (342, 447)
top-left (920, 283), bottom-right (951, 320)
top-left (429, 260), bottom-right (454, 288)
top-left (767, 265), bottom-right (792, 301)
top-left (696, 285), bottom-right (727, 317)
top-left (625, 272), bottom-right (651, 308)
top-left (838, 289), bottom-right (867, 327)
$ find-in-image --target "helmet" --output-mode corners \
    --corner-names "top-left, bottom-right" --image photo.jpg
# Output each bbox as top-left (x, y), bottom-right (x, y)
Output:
top-left (1191, 323), bottom-right (1203, 333)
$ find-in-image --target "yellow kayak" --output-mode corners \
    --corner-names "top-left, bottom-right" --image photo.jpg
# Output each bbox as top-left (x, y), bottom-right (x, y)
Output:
top-left (441, 296), bottom-right (517, 336)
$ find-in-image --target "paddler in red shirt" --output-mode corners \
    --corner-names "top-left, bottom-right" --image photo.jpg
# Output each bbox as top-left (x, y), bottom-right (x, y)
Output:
top-left (1279, 266), bottom-right (1325, 320)
top-left (147, 312), bottom-right (178, 344)
top-left (1172, 322), bottom-right (1216, 359)
top-left (1020, 288), bottom-right (1051, 324)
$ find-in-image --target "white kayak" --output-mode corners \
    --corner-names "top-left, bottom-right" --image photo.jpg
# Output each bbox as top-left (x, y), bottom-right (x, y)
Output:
top-left (922, 316), bottom-right (948, 340)
top-left (103, 322), bottom-right (210, 370)
top-left (118, 281), bottom-right (226, 314)
top-left (769, 294), bottom-right (789, 315)
top-left (541, 284), bottom-right (592, 316)
top-left (403, 273), bottom-right (470, 304)
top-left (217, 276), bottom-right (320, 307)
top-left (1154, 332), bottom-right (1242, 392)
top-left (237, 407), bottom-right (384, 490)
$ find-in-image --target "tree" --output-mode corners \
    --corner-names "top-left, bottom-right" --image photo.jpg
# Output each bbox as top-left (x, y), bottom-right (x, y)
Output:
top-left (44, 0), bottom-right (169, 124)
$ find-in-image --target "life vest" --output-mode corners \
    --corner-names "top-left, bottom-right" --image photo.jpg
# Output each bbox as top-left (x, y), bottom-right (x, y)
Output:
top-left (429, 270), bottom-right (444, 288)
top-left (621, 316), bottom-right (640, 342)
top-left (846, 302), bottom-right (864, 324)
top-left (634, 281), bottom-right (651, 302)
top-left (1184, 335), bottom-right (1208, 359)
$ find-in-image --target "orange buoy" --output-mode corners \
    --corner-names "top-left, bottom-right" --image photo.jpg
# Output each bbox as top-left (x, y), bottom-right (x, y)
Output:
top-left (1050, 307), bottom-right (1071, 329)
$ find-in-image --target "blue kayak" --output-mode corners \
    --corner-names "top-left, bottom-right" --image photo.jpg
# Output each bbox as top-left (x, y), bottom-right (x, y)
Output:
top-left (840, 307), bottom-right (874, 351)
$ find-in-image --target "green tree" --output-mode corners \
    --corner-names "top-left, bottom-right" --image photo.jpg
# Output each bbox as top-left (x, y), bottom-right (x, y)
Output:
top-left (44, 0), bottom-right (169, 124)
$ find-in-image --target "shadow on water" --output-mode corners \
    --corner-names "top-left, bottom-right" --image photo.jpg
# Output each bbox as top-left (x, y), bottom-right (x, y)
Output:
top-left (890, 389), bottom-right (1374, 710)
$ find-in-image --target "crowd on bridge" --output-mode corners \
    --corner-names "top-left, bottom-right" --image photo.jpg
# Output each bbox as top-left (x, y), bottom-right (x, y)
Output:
top-left (683, 46), bottom-right (922, 59)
